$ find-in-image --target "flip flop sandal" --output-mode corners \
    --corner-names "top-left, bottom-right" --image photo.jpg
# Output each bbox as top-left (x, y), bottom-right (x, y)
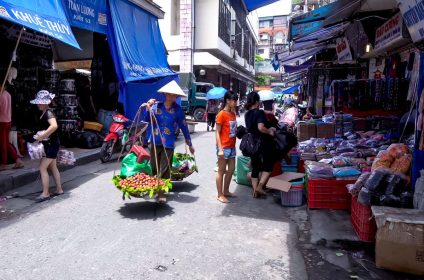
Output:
top-left (157, 196), bottom-right (167, 204)
top-left (52, 191), bottom-right (64, 197)
top-left (35, 195), bottom-right (50, 203)
top-left (224, 193), bottom-right (236, 198)
top-left (217, 197), bottom-right (230, 204)
top-left (12, 163), bottom-right (24, 169)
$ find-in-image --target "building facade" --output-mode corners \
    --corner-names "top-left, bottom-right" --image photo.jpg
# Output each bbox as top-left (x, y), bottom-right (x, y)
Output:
top-left (255, 14), bottom-right (290, 82)
top-left (154, 0), bottom-right (258, 95)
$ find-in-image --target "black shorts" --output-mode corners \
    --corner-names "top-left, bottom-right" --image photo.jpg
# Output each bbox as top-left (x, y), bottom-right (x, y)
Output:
top-left (43, 141), bottom-right (60, 159)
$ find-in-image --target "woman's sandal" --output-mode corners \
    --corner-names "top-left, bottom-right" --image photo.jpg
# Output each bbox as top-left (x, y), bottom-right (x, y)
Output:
top-left (253, 190), bottom-right (267, 199)
top-left (12, 163), bottom-right (24, 169)
top-left (35, 195), bottom-right (50, 203)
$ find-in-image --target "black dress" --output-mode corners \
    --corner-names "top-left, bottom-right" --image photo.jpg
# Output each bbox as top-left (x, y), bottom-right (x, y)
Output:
top-left (244, 109), bottom-right (276, 177)
top-left (40, 109), bottom-right (60, 159)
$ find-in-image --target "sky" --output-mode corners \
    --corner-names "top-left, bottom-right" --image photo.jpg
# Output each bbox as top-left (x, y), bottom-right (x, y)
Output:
top-left (255, 0), bottom-right (292, 17)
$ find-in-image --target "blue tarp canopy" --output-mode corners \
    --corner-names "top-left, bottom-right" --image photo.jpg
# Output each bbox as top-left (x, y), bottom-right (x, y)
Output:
top-left (283, 85), bottom-right (300, 94)
top-left (244, 0), bottom-right (279, 11)
top-left (107, 0), bottom-right (177, 120)
top-left (107, 0), bottom-right (175, 83)
top-left (61, 0), bottom-right (107, 34)
top-left (0, 0), bottom-right (80, 48)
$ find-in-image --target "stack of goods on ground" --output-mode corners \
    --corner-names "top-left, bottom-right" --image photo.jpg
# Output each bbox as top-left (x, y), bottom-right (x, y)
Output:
top-left (345, 144), bottom-right (414, 243)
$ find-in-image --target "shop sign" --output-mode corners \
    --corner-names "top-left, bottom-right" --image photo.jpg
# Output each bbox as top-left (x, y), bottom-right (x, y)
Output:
top-left (397, 0), bottom-right (424, 43)
top-left (375, 13), bottom-right (403, 50)
top-left (336, 37), bottom-right (353, 62)
top-left (0, 0), bottom-right (79, 48)
top-left (62, 0), bottom-right (107, 34)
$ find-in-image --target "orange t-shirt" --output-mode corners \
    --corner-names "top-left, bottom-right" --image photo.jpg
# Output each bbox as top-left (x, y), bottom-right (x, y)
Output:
top-left (216, 110), bottom-right (237, 148)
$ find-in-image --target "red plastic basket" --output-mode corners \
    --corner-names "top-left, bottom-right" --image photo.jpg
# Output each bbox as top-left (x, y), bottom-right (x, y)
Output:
top-left (351, 195), bottom-right (377, 242)
top-left (307, 178), bottom-right (354, 209)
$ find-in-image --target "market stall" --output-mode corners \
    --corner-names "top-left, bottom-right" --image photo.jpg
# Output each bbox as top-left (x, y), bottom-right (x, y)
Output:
top-left (0, 0), bottom-right (176, 155)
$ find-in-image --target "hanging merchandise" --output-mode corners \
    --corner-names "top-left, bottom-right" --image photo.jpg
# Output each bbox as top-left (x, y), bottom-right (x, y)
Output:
top-left (414, 170), bottom-right (424, 210)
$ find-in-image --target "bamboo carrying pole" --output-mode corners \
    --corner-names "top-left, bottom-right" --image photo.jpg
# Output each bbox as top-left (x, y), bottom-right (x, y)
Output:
top-left (1, 27), bottom-right (25, 95)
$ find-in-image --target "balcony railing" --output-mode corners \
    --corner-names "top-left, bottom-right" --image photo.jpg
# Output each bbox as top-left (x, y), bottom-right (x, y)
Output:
top-left (219, 0), bottom-right (231, 46)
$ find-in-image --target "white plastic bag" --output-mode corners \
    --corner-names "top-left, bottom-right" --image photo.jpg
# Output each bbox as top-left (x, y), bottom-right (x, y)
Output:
top-left (27, 142), bottom-right (45, 160)
top-left (57, 150), bottom-right (76, 166)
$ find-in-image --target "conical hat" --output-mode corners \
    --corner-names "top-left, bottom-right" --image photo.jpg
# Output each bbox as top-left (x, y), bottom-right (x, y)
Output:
top-left (157, 80), bottom-right (186, 97)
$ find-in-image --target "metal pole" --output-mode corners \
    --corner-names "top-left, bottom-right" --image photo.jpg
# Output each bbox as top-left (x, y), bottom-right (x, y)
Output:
top-left (1, 27), bottom-right (24, 96)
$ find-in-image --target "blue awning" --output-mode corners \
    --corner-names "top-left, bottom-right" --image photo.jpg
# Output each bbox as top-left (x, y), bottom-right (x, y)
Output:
top-left (278, 46), bottom-right (324, 64)
top-left (289, 0), bottom-right (360, 41)
top-left (0, 0), bottom-right (80, 48)
top-left (107, 0), bottom-right (175, 82)
top-left (291, 22), bottom-right (349, 51)
top-left (283, 85), bottom-right (300, 94)
top-left (283, 57), bottom-right (313, 74)
top-left (244, 0), bottom-right (279, 12)
top-left (61, 0), bottom-right (107, 34)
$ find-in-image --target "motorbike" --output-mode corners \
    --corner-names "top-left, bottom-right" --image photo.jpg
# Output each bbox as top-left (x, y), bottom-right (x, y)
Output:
top-left (100, 114), bottom-right (148, 163)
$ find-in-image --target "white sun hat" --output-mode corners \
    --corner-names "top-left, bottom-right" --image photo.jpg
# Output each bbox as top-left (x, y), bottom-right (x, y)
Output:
top-left (30, 90), bottom-right (55, 105)
top-left (157, 80), bottom-right (186, 97)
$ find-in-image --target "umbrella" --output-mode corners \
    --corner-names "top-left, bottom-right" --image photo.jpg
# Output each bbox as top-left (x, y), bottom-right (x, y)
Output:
top-left (207, 87), bottom-right (227, 100)
top-left (258, 90), bottom-right (275, 101)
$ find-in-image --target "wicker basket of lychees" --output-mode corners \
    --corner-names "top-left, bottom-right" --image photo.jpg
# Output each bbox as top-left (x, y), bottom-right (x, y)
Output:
top-left (112, 173), bottom-right (172, 200)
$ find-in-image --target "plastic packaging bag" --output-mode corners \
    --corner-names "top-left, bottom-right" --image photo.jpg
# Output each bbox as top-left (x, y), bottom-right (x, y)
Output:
top-left (305, 161), bottom-right (334, 178)
top-left (358, 187), bottom-right (371, 206)
top-left (57, 150), bottom-right (76, 165)
top-left (387, 143), bottom-right (409, 159)
top-left (234, 156), bottom-right (252, 186)
top-left (333, 167), bottom-right (361, 177)
top-left (390, 154), bottom-right (412, 174)
top-left (332, 156), bottom-right (351, 168)
top-left (171, 153), bottom-right (198, 179)
top-left (364, 170), bottom-right (388, 192)
top-left (27, 142), bottom-right (45, 160)
top-left (384, 174), bottom-right (405, 197)
top-left (121, 153), bottom-right (152, 178)
top-left (371, 151), bottom-right (394, 171)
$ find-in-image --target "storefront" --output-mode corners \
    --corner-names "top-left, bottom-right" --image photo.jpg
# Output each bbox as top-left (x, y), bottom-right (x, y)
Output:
top-left (0, 0), bottom-right (176, 151)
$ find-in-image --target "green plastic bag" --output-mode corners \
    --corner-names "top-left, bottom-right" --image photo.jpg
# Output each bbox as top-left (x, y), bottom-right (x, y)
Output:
top-left (120, 153), bottom-right (152, 178)
top-left (234, 155), bottom-right (252, 186)
top-left (171, 153), bottom-right (198, 180)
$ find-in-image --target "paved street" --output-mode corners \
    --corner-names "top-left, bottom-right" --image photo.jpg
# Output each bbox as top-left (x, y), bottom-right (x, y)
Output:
top-left (0, 123), bottom-right (307, 280)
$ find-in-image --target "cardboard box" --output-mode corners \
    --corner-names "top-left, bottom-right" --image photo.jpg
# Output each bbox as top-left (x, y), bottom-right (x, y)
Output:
top-left (297, 122), bottom-right (316, 142)
top-left (316, 122), bottom-right (335, 139)
top-left (266, 172), bottom-right (305, 192)
top-left (372, 206), bottom-right (424, 276)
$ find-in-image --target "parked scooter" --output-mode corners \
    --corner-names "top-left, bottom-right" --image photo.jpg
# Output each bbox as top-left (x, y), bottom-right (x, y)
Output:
top-left (99, 114), bottom-right (148, 163)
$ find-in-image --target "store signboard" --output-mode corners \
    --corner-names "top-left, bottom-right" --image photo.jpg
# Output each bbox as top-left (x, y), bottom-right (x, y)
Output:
top-left (0, 0), bottom-right (79, 48)
top-left (61, 0), bottom-right (107, 34)
top-left (108, 0), bottom-right (175, 82)
top-left (397, 0), bottom-right (424, 43)
top-left (375, 13), bottom-right (403, 50)
top-left (336, 37), bottom-right (353, 62)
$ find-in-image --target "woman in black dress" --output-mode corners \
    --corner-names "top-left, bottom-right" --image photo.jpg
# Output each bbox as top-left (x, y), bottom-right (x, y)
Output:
top-left (30, 90), bottom-right (63, 202)
top-left (244, 91), bottom-right (276, 198)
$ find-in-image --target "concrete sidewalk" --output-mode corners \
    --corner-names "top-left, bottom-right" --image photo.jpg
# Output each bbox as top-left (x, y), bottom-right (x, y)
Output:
top-left (0, 147), bottom-right (101, 195)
